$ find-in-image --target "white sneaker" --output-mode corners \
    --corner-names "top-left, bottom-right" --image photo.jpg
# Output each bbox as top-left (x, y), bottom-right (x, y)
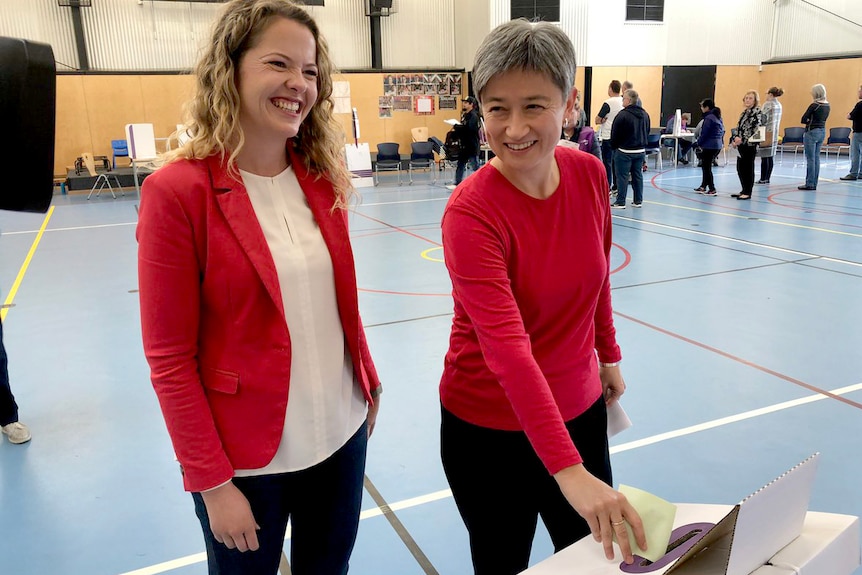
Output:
top-left (445, 184), bottom-right (456, 191)
top-left (2, 421), bottom-right (31, 444)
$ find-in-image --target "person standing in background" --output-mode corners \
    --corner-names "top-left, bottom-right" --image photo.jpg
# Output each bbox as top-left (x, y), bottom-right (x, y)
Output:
top-left (0, 321), bottom-right (31, 445)
top-left (693, 99), bottom-right (725, 196)
top-left (454, 96), bottom-right (481, 186)
top-left (840, 84), bottom-right (862, 181)
top-left (561, 101), bottom-right (601, 159)
top-left (756, 87), bottom-right (783, 184)
top-left (596, 80), bottom-right (623, 191)
top-left (610, 89), bottom-right (650, 209)
top-left (798, 84), bottom-right (830, 191)
top-left (136, 2), bottom-right (382, 573)
top-left (730, 90), bottom-right (761, 200)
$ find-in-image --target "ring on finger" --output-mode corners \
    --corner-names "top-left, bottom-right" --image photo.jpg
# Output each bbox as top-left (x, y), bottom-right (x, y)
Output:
top-left (611, 519), bottom-right (625, 526)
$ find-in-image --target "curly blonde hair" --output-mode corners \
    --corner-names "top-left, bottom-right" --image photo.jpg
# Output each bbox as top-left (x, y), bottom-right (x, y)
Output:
top-left (166, 0), bottom-right (352, 207)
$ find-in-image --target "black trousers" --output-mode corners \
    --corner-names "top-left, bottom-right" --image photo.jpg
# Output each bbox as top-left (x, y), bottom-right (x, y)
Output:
top-left (441, 398), bottom-right (612, 575)
top-left (0, 320), bottom-right (19, 426)
top-left (760, 156), bottom-right (774, 181)
top-left (736, 144), bottom-right (757, 194)
top-left (699, 148), bottom-right (721, 190)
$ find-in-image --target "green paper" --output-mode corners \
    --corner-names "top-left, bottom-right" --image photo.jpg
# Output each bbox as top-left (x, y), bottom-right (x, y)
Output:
top-left (617, 484), bottom-right (677, 563)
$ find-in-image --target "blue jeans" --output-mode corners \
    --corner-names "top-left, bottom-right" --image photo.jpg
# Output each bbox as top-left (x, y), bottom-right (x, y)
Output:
top-left (455, 155), bottom-right (479, 185)
top-left (192, 421), bottom-right (368, 575)
top-left (613, 151), bottom-right (646, 205)
top-left (803, 128), bottom-right (825, 188)
top-left (850, 132), bottom-right (862, 177)
top-left (601, 140), bottom-right (615, 189)
top-left (0, 320), bottom-right (19, 427)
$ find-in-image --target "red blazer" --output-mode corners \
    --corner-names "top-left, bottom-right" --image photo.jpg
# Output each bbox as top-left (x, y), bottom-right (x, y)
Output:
top-left (137, 150), bottom-right (381, 492)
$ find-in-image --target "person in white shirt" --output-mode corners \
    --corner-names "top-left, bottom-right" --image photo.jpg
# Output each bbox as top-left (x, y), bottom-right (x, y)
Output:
top-left (595, 80), bottom-right (623, 190)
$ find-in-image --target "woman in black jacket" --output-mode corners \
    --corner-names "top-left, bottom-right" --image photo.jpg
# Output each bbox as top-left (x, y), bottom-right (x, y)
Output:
top-left (798, 84), bottom-right (830, 190)
top-left (730, 90), bottom-right (761, 200)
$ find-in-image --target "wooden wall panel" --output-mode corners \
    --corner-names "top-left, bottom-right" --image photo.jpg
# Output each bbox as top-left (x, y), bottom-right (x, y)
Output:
top-left (588, 67), bottom-right (662, 130)
top-left (81, 76), bottom-right (147, 165)
top-left (759, 58), bottom-right (861, 134)
top-left (55, 76), bottom-right (92, 174)
top-left (715, 66), bottom-right (761, 131)
top-left (332, 72), bottom-right (462, 158)
top-left (139, 75), bottom-right (196, 143)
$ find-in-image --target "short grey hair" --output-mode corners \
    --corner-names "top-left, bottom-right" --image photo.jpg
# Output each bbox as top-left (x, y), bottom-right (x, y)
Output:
top-left (623, 89), bottom-right (639, 104)
top-left (472, 19), bottom-right (576, 103)
top-left (811, 83), bottom-right (827, 101)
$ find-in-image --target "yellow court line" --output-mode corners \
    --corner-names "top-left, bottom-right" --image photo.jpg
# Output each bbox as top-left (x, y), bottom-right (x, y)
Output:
top-left (639, 199), bottom-right (862, 239)
top-left (2, 206), bottom-right (55, 321)
top-left (421, 246), bottom-right (444, 262)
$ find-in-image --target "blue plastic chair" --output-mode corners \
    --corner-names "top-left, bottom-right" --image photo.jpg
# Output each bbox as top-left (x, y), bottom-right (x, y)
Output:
top-left (111, 139), bottom-right (129, 169)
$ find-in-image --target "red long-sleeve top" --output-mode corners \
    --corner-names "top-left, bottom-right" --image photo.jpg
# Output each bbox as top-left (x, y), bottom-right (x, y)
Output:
top-left (440, 146), bottom-right (621, 475)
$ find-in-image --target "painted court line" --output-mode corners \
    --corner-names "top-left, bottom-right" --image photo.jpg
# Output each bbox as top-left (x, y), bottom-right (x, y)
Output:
top-left (1, 221), bottom-right (137, 235)
top-left (114, 382), bottom-right (862, 575)
top-left (2, 207), bottom-right (54, 321)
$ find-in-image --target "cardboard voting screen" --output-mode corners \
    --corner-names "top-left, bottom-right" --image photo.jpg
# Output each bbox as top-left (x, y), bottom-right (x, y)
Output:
top-left (662, 453), bottom-right (820, 575)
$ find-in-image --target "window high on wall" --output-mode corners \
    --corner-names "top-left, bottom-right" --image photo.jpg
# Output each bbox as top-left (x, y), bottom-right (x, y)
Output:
top-left (511, 0), bottom-right (560, 23)
top-left (626, 0), bottom-right (664, 22)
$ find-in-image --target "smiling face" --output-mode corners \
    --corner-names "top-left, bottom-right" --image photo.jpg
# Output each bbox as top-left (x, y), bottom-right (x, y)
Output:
top-left (237, 17), bottom-right (319, 149)
top-left (482, 69), bottom-right (573, 183)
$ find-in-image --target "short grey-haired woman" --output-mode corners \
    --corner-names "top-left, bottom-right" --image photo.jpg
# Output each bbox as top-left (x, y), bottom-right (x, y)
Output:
top-left (756, 86), bottom-right (783, 184)
top-left (799, 83), bottom-right (831, 190)
top-left (439, 19), bottom-right (646, 575)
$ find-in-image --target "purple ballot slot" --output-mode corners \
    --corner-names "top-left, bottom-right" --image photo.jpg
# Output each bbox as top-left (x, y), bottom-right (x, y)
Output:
top-left (620, 523), bottom-right (715, 573)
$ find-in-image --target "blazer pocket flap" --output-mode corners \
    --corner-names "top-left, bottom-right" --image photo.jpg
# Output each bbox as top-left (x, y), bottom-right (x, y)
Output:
top-left (202, 368), bottom-right (240, 394)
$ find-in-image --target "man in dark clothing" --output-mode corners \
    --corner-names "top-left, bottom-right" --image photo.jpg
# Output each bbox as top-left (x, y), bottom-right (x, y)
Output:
top-left (454, 96), bottom-right (481, 186)
top-left (840, 84), bottom-right (862, 181)
top-left (610, 89), bottom-right (650, 209)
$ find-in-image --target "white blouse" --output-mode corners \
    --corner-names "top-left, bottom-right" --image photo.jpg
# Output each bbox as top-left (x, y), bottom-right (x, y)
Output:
top-left (234, 166), bottom-right (367, 476)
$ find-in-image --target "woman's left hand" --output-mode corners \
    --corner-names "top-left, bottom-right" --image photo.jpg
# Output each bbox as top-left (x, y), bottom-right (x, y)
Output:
top-left (600, 365), bottom-right (626, 405)
top-left (368, 396), bottom-right (381, 437)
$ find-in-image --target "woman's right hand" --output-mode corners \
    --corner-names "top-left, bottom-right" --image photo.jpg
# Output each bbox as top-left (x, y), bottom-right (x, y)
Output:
top-left (200, 481), bottom-right (261, 552)
top-left (554, 464), bottom-right (647, 564)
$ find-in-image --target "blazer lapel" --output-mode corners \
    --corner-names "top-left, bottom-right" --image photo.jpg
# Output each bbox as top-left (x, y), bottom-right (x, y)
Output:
top-left (206, 155), bottom-right (286, 322)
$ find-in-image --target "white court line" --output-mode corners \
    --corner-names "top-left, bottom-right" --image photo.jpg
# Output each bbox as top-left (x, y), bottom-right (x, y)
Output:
top-left (615, 216), bottom-right (862, 266)
top-left (115, 382), bottom-right (862, 575)
top-left (356, 197), bottom-right (449, 207)
top-left (1, 222), bottom-right (137, 235)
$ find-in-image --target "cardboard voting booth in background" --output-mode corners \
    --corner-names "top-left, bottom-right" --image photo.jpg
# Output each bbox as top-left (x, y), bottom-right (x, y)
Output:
top-left (345, 143), bottom-right (373, 188)
top-left (523, 454), bottom-right (861, 575)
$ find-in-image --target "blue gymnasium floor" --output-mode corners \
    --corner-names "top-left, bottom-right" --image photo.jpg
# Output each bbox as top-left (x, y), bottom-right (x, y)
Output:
top-left (0, 150), bottom-right (861, 575)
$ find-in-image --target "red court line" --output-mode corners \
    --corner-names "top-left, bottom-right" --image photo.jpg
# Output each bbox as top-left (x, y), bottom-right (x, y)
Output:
top-left (611, 243), bottom-right (632, 275)
top-left (766, 189), bottom-right (862, 217)
top-left (355, 211), bottom-right (441, 246)
top-left (613, 310), bottom-right (862, 410)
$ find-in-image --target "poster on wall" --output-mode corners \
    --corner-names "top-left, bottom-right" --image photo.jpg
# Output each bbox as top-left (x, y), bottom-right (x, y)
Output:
top-left (382, 74), bottom-right (397, 96)
top-left (393, 96), bottom-right (412, 112)
top-left (378, 96), bottom-right (393, 118)
top-left (414, 95), bottom-right (434, 115)
top-left (447, 73), bottom-right (462, 96)
top-left (332, 80), bottom-right (352, 114)
top-left (439, 95), bottom-right (457, 110)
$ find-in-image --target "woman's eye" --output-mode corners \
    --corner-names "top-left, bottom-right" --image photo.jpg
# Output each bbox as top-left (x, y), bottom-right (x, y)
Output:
top-left (267, 61), bottom-right (287, 69)
top-left (304, 69), bottom-right (318, 78)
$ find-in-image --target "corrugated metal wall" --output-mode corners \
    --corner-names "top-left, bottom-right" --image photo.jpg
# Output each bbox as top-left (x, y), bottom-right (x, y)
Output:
top-left (381, 0), bottom-right (455, 68)
top-left (772, 0), bottom-right (862, 60)
top-left (0, 0), bottom-right (79, 70)
top-left (309, 0), bottom-right (371, 70)
top-left (559, 0), bottom-right (589, 68)
top-left (489, 0), bottom-right (510, 29)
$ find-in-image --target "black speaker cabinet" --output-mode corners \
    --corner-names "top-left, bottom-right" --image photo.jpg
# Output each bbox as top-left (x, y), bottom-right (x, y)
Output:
top-left (0, 37), bottom-right (56, 213)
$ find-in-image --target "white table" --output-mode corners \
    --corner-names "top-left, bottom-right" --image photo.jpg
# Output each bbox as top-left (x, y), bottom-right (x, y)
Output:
top-left (660, 132), bottom-right (696, 166)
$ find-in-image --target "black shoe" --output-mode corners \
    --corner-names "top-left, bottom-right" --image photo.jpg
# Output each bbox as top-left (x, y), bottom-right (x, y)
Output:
top-left (840, 175), bottom-right (858, 181)
top-left (694, 187), bottom-right (707, 192)
top-left (797, 185), bottom-right (816, 190)
top-left (731, 193), bottom-right (741, 198)
top-left (712, 160), bottom-right (719, 166)
top-left (756, 179), bottom-right (770, 184)
top-left (737, 194), bottom-right (751, 200)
